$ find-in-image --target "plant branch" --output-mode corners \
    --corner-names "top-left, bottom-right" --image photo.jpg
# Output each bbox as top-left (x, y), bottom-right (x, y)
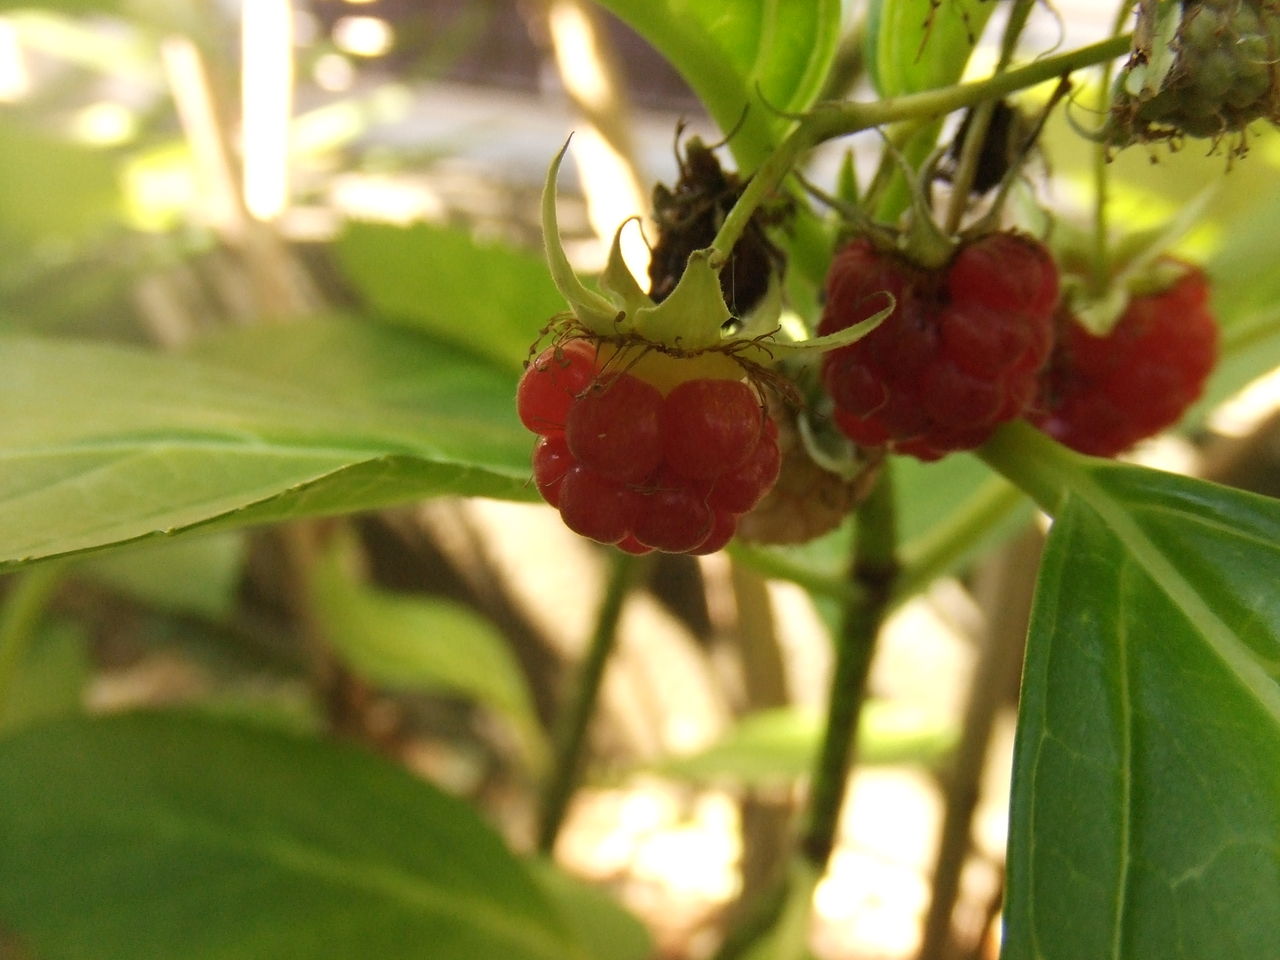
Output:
top-left (942, 0), bottom-right (1037, 234)
top-left (976, 421), bottom-right (1087, 516)
top-left (1091, 0), bottom-right (1138, 291)
top-left (536, 550), bottom-right (640, 855)
top-left (712, 34), bottom-right (1131, 263)
top-left (800, 468), bottom-right (898, 869)
top-left (893, 476), bottom-right (1028, 601)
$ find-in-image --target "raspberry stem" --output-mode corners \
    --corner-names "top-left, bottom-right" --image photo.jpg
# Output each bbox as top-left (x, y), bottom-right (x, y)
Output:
top-left (941, 0), bottom-right (1038, 235)
top-left (536, 550), bottom-right (642, 855)
top-left (711, 34), bottom-right (1132, 265)
top-left (977, 420), bottom-right (1090, 516)
top-left (800, 470), bottom-right (898, 869)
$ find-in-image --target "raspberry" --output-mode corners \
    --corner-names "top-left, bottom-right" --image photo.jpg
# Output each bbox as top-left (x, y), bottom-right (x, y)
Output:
top-left (708, 420), bottom-right (782, 513)
top-left (819, 233), bottom-right (1058, 461)
top-left (515, 340), bottom-right (781, 554)
top-left (532, 433), bottom-right (572, 507)
top-left (557, 466), bottom-right (641, 545)
top-left (517, 339), bottom-right (597, 433)
top-left (566, 373), bottom-right (664, 482)
top-left (1031, 265), bottom-right (1218, 457)
top-left (661, 378), bottom-right (763, 480)
top-left (736, 395), bottom-right (882, 545)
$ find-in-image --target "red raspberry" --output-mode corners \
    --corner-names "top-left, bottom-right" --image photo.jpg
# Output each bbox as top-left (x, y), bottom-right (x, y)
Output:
top-left (661, 378), bottom-right (763, 480)
top-left (518, 339), bottom-right (597, 434)
top-left (566, 372), bottom-right (664, 483)
top-left (532, 433), bottom-right (572, 507)
top-left (515, 342), bottom-right (781, 554)
top-left (1031, 265), bottom-right (1217, 457)
top-left (819, 233), bottom-right (1058, 461)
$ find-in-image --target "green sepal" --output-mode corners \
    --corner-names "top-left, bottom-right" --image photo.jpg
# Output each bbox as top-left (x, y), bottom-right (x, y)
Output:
top-left (1060, 185), bottom-right (1214, 336)
top-left (541, 141), bottom-right (733, 352)
top-left (739, 298), bottom-right (895, 366)
top-left (541, 140), bottom-right (618, 330)
top-left (543, 142), bottom-right (889, 362)
top-left (600, 221), bottom-right (650, 316)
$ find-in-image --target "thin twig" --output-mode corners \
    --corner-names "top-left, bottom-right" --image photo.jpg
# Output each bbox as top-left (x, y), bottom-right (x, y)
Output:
top-left (536, 550), bottom-right (640, 855)
top-left (801, 467), bottom-right (898, 868)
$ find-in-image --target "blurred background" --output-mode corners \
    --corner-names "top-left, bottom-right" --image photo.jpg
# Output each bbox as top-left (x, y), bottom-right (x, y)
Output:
top-left (3, 2), bottom-right (1280, 959)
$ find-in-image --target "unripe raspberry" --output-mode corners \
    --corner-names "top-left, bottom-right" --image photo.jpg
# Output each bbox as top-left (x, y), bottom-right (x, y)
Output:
top-left (1110, 0), bottom-right (1280, 145)
top-left (736, 400), bottom-right (881, 545)
top-left (819, 233), bottom-right (1058, 461)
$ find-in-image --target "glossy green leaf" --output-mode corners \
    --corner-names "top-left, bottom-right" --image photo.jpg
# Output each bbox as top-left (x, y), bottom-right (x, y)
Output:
top-left (0, 712), bottom-right (585, 960)
top-left (651, 703), bottom-right (955, 786)
top-left (311, 536), bottom-right (547, 770)
top-left (592, 0), bottom-right (842, 166)
top-left (335, 221), bottom-right (562, 373)
top-left (987, 429), bottom-right (1280, 959)
top-left (866, 0), bottom-right (995, 97)
top-left (527, 860), bottom-right (653, 960)
top-left (0, 325), bottom-right (535, 570)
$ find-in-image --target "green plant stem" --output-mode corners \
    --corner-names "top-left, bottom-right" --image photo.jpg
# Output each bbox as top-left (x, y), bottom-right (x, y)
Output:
top-left (941, 0), bottom-right (1037, 234)
top-left (1092, 0), bottom-right (1138, 291)
top-left (977, 420), bottom-right (1089, 516)
top-left (895, 475), bottom-right (1028, 600)
top-left (727, 542), bottom-right (866, 608)
top-left (711, 34), bottom-right (1132, 263)
top-left (536, 550), bottom-right (639, 855)
top-left (0, 563), bottom-right (65, 724)
top-left (800, 469), bottom-right (898, 869)
top-left (732, 474), bottom-right (1024, 615)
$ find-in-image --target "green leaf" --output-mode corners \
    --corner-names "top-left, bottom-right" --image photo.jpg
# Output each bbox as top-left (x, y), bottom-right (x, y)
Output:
top-left (985, 429), bottom-right (1280, 959)
top-left (651, 703), bottom-right (955, 786)
top-left (866, 0), bottom-right (995, 97)
top-left (311, 535), bottom-right (547, 770)
top-left (334, 221), bottom-right (563, 372)
top-left (527, 860), bottom-right (653, 960)
top-left (0, 325), bottom-right (536, 569)
top-left (592, 0), bottom-right (842, 167)
top-left (0, 712), bottom-right (587, 960)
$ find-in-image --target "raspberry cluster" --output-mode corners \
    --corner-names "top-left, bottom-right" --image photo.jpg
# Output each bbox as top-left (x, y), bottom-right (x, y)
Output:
top-left (1032, 265), bottom-right (1218, 456)
top-left (518, 339), bottom-right (781, 554)
top-left (818, 233), bottom-right (1059, 461)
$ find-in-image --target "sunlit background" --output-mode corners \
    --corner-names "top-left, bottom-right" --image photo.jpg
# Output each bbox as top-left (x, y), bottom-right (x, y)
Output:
top-left (3, 2), bottom-right (1280, 959)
